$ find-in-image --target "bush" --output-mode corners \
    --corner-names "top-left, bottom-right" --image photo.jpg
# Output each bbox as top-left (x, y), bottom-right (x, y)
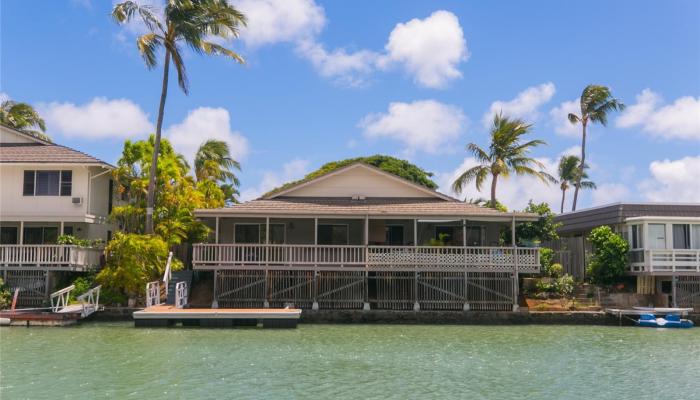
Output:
top-left (0, 278), bottom-right (11, 309)
top-left (57, 234), bottom-right (103, 248)
top-left (96, 232), bottom-right (182, 302)
top-left (547, 263), bottom-right (564, 279)
top-left (540, 247), bottom-right (554, 273)
top-left (555, 274), bottom-right (575, 297)
top-left (586, 226), bottom-right (629, 285)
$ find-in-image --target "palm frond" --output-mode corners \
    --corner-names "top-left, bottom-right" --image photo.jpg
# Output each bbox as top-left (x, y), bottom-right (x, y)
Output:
top-left (199, 41), bottom-right (245, 64)
top-left (136, 33), bottom-right (162, 69)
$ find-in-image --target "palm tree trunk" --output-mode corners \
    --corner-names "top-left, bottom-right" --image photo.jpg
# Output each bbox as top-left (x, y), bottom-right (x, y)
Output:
top-left (560, 188), bottom-right (566, 214)
top-left (145, 49), bottom-right (171, 234)
top-left (572, 121), bottom-right (587, 211)
top-left (490, 173), bottom-right (498, 207)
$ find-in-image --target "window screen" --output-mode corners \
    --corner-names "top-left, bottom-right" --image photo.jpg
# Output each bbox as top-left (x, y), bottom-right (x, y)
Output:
top-left (60, 170), bottom-right (72, 196)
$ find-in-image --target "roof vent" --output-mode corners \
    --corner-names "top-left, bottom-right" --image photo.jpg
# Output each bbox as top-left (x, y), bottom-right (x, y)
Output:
top-left (352, 195), bottom-right (366, 201)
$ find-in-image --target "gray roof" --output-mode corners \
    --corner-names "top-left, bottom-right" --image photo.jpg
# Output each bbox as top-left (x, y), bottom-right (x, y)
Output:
top-left (555, 202), bottom-right (700, 234)
top-left (196, 197), bottom-right (538, 220)
top-left (0, 143), bottom-right (113, 167)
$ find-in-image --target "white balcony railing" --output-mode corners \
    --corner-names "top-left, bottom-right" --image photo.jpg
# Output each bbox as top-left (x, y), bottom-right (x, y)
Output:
top-left (628, 249), bottom-right (700, 274)
top-left (192, 244), bottom-right (540, 273)
top-left (0, 245), bottom-right (103, 270)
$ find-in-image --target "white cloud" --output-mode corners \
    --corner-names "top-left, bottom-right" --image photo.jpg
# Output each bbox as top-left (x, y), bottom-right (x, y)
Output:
top-left (482, 82), bottom-right (556, 127)
top-left (295, 39), bottom-right (379, 86)
top-left (378, 10), bottom-right (468, 88)
top-left (166, 107), bottom-right (249, 165)
top-left (590, 183), bottom-right (631, 207)
top-left (39, 97), bottom-right (153, 139)
top-left (359, 100), bottom-right (467, 154)
top-left (239, 158), bottom-right (310, 201)
top-left (234, 0), bottom-right (326, 47)
top-left (548, 98), bottom-right (581, 137)
top-left (0, 92), bottom-right (9, 103)
top-left (641, 156), bottom-right (700, 202)
top-left (616, 89), bottom-right (700, 140)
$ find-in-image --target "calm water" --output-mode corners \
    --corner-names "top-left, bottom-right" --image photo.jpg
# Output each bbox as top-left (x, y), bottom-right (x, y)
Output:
top-left (1, 323), bottom-right (699, 399)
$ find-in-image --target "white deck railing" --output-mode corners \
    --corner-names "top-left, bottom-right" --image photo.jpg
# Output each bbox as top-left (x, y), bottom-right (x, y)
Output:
top-left (629, 249), bottom-right (700, 274)
top-left (0, 245), bottom-right (102, 270)
top-left (192, 244), bottom-right (540, 273)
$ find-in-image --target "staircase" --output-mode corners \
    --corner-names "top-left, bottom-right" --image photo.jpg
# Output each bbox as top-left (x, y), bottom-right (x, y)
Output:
top-left (572, 284), bottom-right (598, 308)
top-left (166, 270), bottom-right (193, 305)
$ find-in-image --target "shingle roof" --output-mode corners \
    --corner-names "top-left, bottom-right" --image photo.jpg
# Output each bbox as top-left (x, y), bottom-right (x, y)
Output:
top-left (0, 143), bottom-right (113, 167)
top-left (196, 197), bottom-right (538, 220)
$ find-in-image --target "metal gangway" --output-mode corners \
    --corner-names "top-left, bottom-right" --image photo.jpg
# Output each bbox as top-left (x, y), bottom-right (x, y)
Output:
top-left (50, 284), bottom-right (103, 318)
top-left (145, 252), bottom-right (187, 309)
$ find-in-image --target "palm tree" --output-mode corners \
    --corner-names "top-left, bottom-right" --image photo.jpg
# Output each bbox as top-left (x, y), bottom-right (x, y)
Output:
top-left (194, 139), bottom-right (241, 204)
top-left (557, 155), bottom-right (596, 213)
top-left (452, 113), bottom-right (554, 207)
top-left (567, 85), bottom-right (624, 211)
top-left (112, 0), bottom-right (246, 233)
top-left (0, 99), bottom-right (50, 141)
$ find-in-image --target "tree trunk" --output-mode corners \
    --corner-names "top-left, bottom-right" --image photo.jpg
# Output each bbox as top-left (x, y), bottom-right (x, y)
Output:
top-left (490, 173), bottom-right (498, 207)
top-left (572, 120), bottom-right (587, 211)
top-left (145, 49), bottom-right (171, 234)
top-left (560, 188), bottom-right (566, 214)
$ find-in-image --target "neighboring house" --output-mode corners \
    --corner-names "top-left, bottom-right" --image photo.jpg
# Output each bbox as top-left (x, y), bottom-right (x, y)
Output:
top-left (193, 162), bottom-right (540, 311)
top-left (554, 203), bottom-right (700, 308)
top-left (0, 124), bottom-right (114, 305)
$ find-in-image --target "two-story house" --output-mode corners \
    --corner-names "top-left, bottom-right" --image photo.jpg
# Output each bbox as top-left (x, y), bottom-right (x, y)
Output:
top-left (0, 124), bottom-right (114, 305)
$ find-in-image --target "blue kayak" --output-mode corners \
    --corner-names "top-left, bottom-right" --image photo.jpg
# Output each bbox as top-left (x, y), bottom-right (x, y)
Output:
top-left (636, 313), bottom-right (694, 328)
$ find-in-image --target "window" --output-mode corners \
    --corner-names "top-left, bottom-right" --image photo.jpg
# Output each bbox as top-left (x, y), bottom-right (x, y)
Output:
top-left (235, 224), bottom-right (261, 244)
top-left (260, 224), bottom-right (286, 244)
top-left (693, 225), bottom-right (700, 250)
top-left (435, 226), bottom-right (456, 245)
top-left (465, 226), bottom-right (483, 246)
top-left (23, 227), bottom-right (59, 244)
top-left (630, 225), bottom-right (643, 249)
top-left (23, 170), bottom-right (72, 196)
top-left (0, 227), bottom-right (18, 244)
top-left (317, 224), bottom-right (348, 245)
top-left (108, 179), bottom-right (114, 214)
top-left (672, 224), bottom-right (690, 249)
top-left (63, 226), bottom-right (74, 236)
top-left (647, 224), bottom-right (667, 249)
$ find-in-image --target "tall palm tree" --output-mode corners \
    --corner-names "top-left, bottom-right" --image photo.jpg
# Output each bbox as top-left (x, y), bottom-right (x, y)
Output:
top-left (452, 113), bottom-right (554, 207)
top-left (0, 99), bottom-right (50, 141)
top-left (194, 139), bottom-right (241, 203)
top-left (557, 155), bottom-right (596, 213)
top-left (567, 85), bottom-right (624, 211)
top-left (112, 0), bottom-right (246, 233)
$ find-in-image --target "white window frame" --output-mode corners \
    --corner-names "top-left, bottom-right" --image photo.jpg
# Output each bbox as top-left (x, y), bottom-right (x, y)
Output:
top-left (317, 223), bottom-right (349, 245)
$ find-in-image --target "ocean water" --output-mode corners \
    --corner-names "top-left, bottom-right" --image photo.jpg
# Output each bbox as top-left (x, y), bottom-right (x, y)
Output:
top-left (1, 323), bottom-right (698, 399)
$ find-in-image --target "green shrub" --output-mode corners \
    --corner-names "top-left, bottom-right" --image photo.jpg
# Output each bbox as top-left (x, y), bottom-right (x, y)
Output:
top-left (535, 279), bottom-right (554, 293)
top-left (96, 232), bottom-right (182, 301)
top-left (57, 234), bottom-right (103, 248)
top-left (555, 274), bottom-right (575, 297)
top-left (540, 247), bottom-right (554, 274)
top-left (0, 278), bottom-right (11, 309)
top-left (586, 226), bottom-right (629, 285)
top-left (547, 263), bottom-right (564, 279)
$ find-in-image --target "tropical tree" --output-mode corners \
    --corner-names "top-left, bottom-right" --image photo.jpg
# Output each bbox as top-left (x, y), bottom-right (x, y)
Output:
top-left (567, 85), bottom-right (624, 211)
top-left (557, 155), bottom-right (596, 213)
top-left (112, 0), bottom-right (246, 233)
top-left (194, 139), bottom-right (241, 204)
top-left (452, 113), bottom-right (554, 207)
top-left (0, 99), bottom-right (50, 141)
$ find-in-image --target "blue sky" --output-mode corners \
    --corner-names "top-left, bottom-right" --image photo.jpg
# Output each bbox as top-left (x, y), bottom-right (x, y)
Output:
top-left (2, 0), bottom-right (699, 211)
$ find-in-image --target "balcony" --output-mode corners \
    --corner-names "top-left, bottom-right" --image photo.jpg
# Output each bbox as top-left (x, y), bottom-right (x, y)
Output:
top-left (0, 245), bottom-right (103, 271)
top-left (628, 249), bottom-right (700, 275)
top-left (192, 244), bottom-right (540, 273)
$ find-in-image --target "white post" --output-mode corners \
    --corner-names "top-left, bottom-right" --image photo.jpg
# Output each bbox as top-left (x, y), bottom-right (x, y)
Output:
top-left (60, 222), bottom-right (65, 236)
top-left (462, 219), bottom-right (467, 247)
top-left (512, 215), bottom-right (519, 312)
top-left (212, 270), bottom-right (218, 308)
top-left (214, 217), bottom-right (219, 244)
top-left (19, 221), bottom-right (24, 245)
top-left (413, 219), bottom-right (418, 246)
top-left (265, 217), bottom-right (270, 267)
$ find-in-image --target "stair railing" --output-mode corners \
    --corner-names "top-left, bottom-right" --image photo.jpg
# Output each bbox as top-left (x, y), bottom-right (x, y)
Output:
top-left (162, 252), bottom-right (173, 297)
top-left (76, 285), bottom-right (102, 317)
top-left (146, 281), bottom-right (162, 307)
top-left (175, 281), bottom-right (188, 309)
top-left (50, 285), bottom-right (75, 312)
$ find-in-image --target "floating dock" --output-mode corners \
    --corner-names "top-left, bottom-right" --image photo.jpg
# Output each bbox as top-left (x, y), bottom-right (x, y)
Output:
top-left (0, 309), bottom-right (83, 326)
top-left (133, 305), bottom-right (302, 328)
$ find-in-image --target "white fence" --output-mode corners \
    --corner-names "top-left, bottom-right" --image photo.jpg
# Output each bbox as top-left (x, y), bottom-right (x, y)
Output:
top-left (629, 249), bottom-right (700, 274)
top-left (0, 245), bottom-right (102, 270)
top-left (193, 244), bottom-right (539, 273)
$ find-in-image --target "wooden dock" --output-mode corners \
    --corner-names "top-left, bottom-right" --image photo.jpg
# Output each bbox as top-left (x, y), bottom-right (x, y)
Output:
top-left (132, 305), bottom-right (302, 328)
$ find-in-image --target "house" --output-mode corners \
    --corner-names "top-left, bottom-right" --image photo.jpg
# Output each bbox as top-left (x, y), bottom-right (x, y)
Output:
top-left (193, 162), bottom-right (541, 311)
top-left (553, 202), bottom-right (700, 308)
top-left (0, 125), bottom-right (114, 305)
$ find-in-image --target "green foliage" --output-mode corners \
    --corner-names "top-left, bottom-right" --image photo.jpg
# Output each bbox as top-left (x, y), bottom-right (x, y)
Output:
top-left (586, 226), bottom-right (629, 285)
top-left (97, 233), bottom-right (182, 300)
top-left (517, 201), bottom-right (561, 243)
top-left (555, 274), bottom-right (575, 297)
top-left (0, 278), bottom-right (11, 310)
top-left (57, 235), bottom-right (103, 248)
top-left (451, 113), bottom-right (554, 206)
top-left (468, 198), bottom-right (508, 212)
top-left (539, 247), bottom-right (554, 272)
top-left (426, 233), bottom-right (450, 246)
top-left (547, 263), bottom-right (564, 279)
top-left (264, 155), bottom-right (438, 198)
top-left (111, 136), bottom-right (216, 246)
top-left (535, 279), bottom-right (554, 293)
top-left (0, 99), bottom-right (50, 141)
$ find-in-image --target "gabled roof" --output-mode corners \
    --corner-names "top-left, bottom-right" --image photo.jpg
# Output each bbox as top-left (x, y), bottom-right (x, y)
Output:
top-left (264, 162), bottom-right (455, 201)
top-left (0, 124), bottom-right (113, 168)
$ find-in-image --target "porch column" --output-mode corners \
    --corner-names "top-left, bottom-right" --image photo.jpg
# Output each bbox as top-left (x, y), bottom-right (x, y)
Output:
top-left (60, 222), bottom-right (64, 236)
top-left (511, 216), bottom-right (516, 246)
top-left (512, 215), bottom-right (519, 312)
top-left (413, 219), bottom-right (418, 246)
top-left (214, 217), bottom-right (219, 244)
top-left (462, 219), bottom-right (467, 247)
top-left (314, 218), bottom-right (318, 269)
top-left (463, 218), bottom-right (469, 311)
top-left (672, 275), bottom-right (678, 308)
top-left (19, 221), bottom-right (24, 245)
top-left (265, 217), bottom-right (270, 267)
top-left (212, 270), bottom-right (218, 308)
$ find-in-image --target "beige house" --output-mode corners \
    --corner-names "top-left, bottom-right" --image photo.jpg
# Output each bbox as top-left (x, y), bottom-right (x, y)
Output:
top-left (194, 162), bottom-right (541, 311)
top-left (0, 125), bottom-right (113, 304)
